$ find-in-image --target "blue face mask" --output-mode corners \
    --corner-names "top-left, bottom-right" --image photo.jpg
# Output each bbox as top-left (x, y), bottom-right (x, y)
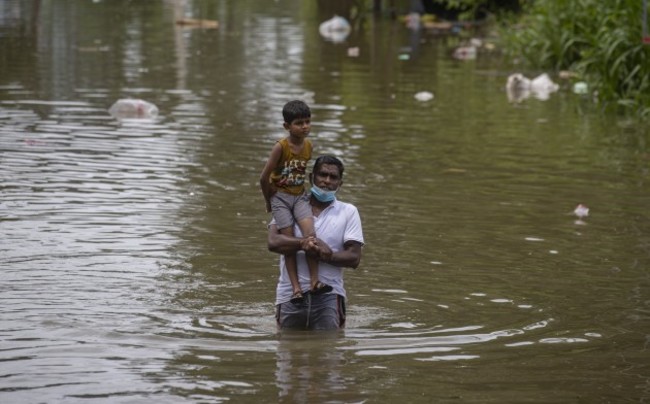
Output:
top-left (310, 185), bottom-right (338, 202)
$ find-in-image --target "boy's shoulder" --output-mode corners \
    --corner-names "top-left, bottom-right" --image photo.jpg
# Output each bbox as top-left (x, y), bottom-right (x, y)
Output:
top-left (278, 136), bottom-right (312, 151)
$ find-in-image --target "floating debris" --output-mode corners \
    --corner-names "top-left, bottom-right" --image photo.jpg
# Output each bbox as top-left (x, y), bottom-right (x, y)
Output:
top-left (404, 12), bottom-right (421, 30)
top-left (506, 73), bottom-right (530, 90)
top-left (531, 73), bottom-right (559, 93)
top-left (573, 82), bottom-right (589, 94)
top-left (453, 45), bottom-right (477, 60)
top-left (423, 20), bottom-right (453, 31)
top-left (559, 70), bottom-right (578, 80)
top-left (414, 91), bottom-right (434, 102)
top-left (469, 38), bottom-right (483, 47)
top-left (506, 73), bottom-right (559, 102)
top-left (505, 73), bottom-right (531, 102)
top-left (176, 19), bottom-right (219, 29)
top-left (347, 47), bottom-right (360, 57)
top-left (573, 204), bottom-right (589, 218)
top-left (572, 204), bottom-right (589, 226)
top-left (108, 99), bottom-right (159, 119)
top-left (319, 15), bottom-right (351, 43)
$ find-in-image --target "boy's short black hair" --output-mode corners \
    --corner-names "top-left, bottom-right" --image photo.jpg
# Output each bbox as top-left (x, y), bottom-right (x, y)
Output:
top-left (282, 100), bottom-right (311, 124)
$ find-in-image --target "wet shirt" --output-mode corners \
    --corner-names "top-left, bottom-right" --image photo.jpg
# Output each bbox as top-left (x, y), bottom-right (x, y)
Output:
top-left (269, 137), bottom-right (312, 196)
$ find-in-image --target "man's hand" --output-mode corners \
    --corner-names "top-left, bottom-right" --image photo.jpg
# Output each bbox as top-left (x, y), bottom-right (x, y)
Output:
top-left (303, 237), bottom-right (332, 262)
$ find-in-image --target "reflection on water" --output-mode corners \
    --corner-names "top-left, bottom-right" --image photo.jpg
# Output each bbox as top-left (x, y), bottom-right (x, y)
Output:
top-left (1, 0), bottom-right (649, 402)
top-left (275, 334), bottom-right (350, 403)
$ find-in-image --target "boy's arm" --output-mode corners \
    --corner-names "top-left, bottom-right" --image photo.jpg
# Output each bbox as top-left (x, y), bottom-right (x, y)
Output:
top-left (259, 143), bottom-right (283, 212)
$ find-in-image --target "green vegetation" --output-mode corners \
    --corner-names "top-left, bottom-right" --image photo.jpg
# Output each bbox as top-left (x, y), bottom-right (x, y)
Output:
top-left (499, 0), bottom-right (650, 117)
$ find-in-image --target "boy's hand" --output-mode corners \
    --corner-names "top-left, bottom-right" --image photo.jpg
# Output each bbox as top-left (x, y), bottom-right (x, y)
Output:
top-left (300, 236), bottom-right (318, 254)
top-left (303, 237), bottom-right (333, 262)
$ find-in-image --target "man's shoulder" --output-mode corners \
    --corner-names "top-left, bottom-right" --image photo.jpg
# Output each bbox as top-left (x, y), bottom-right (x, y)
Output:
top-left (331, 199), bottom-right (359, 215)
top-left (333, 198), bottom-right (356, 207)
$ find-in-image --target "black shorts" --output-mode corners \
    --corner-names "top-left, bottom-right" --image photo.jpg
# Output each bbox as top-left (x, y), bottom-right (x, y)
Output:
top-left (276, 293), bottom-right (346, 330)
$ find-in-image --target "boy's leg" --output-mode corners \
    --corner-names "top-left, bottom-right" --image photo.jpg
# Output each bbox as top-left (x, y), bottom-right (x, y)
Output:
top-left (272, 194), bottom-right (304, 302)
top-left (296, 217), bottom-right (325, 291)
top-left (294, 195), bottom-right (330, 294)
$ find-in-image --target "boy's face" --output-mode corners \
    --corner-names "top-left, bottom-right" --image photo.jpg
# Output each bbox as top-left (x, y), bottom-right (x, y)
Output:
top-left (284, 117), bottom-right (311, 138)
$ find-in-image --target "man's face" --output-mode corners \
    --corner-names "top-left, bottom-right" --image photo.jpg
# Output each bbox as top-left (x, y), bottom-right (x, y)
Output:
top-left (312, 163), bottom-right (342, 191)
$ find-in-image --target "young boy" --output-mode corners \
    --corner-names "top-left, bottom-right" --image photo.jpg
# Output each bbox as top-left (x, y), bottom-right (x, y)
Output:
top-left (259, 100), bottom-right (332, 303)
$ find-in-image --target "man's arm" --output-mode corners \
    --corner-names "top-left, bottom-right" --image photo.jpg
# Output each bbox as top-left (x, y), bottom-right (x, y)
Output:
top-left (267, 224), bottom-right (362, 268)
top-left (267, 223), bottom-right (310, 255)
top-left (315, 239), bottom-right (363, 269)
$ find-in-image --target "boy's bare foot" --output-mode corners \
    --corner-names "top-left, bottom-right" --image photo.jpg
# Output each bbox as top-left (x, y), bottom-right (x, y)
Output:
top-left (290, 290), bottom-right (304, 304)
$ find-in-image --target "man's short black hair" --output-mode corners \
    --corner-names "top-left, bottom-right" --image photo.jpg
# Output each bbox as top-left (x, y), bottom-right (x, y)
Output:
top-left (312, 155), bottom-right (344, 178)
top-left (282, 100), bottom-right (311, 124)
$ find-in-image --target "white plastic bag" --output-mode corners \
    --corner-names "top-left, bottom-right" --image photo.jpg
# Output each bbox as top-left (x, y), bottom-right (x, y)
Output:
top-left (108, 99), bottom-right (159, 119)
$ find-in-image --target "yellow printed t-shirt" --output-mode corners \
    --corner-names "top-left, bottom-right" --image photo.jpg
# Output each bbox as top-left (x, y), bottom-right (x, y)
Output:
top-left (269, 137), bottom-right (312, 196)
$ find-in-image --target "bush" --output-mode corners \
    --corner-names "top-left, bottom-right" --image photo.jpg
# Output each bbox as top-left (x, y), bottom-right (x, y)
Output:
top-left (500, 0), bottom-right (650, 117)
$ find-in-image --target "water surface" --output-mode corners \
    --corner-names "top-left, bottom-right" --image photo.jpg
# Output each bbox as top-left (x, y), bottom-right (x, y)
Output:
top-left (1, 1), bottom-right (649, 403)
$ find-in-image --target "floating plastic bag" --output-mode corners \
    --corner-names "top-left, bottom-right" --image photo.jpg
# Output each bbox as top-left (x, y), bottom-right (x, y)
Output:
top-left (109, 99), bottom-right (159, 119)
top-left (347, 47), bottom-right (360, 57)
top-left (506, 73), bottom-right (559, 102)
top-left (572, 203), bottom-right (589, 225)
top-left (531, 73), bottom-right (559, 93)
top-left (452, 45), bottom-right (477, 60)
top-left (573, 204), bottom-right (589, 218)
top-left (319, 15), bottom-right (351, 43)
top-left (572, 82), bottom-right (589, 95)
top-left (505, 73), bottom-right (531, 103)
top-left (414, 91), bottom-right (434, 102)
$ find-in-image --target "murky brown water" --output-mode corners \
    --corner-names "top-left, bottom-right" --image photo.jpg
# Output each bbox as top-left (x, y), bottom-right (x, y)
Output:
top-left (1, 0), bottom-right (649, 403)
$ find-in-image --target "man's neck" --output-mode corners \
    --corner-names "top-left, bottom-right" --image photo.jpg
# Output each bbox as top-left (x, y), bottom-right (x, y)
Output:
top-left (310, 196), bottom-right (334, 215)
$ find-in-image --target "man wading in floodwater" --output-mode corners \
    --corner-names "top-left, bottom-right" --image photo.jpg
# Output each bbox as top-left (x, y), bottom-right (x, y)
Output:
top-left (267, 155), bottom-right (364, 330)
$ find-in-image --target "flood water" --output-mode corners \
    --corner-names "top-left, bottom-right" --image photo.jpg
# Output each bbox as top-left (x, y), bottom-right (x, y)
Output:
top-left (1, 0), bottom-right (649, 403)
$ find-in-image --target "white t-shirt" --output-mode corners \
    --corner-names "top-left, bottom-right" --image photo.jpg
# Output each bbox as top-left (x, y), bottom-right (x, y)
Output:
top-left (274, 199), bottom-right (364, 305)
